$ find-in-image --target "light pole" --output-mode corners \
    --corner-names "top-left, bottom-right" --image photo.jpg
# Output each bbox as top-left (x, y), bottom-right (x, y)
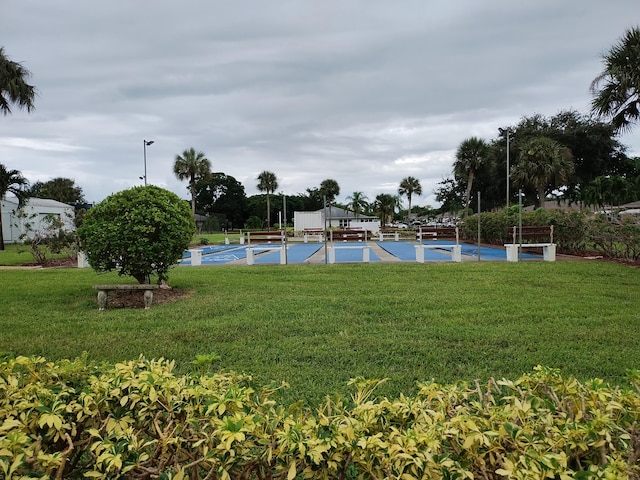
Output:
top-left (142, 140), bottom-right (154, 186)
top-left (498, 128), bottom-right (511, 208)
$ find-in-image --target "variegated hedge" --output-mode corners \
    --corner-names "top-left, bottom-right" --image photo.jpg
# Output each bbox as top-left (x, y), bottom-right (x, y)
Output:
top-left (1, 356), bottom-right (639, 479)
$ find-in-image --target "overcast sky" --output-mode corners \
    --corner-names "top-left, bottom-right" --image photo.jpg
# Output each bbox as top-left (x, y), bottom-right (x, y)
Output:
top-left (2, 1), bottom-right (639, 208)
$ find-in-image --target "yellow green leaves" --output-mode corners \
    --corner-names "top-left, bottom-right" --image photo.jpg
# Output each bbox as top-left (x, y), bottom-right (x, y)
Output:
top-left (1, 356), bottom-right (640, 478)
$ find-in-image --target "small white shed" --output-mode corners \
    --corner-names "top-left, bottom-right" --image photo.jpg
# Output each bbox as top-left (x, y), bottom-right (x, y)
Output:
top-left (1, 197), bottom-right (75, 244)
top-left (294, 206), bottom-right (380, 233)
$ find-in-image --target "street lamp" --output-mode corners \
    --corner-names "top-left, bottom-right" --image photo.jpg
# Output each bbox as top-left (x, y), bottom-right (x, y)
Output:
top-left (498, 128), bottom-right (511, 208)
top-left (141, 140), bottom-right (154, 186)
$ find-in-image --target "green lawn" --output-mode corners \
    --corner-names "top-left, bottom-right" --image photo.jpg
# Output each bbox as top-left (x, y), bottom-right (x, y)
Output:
top-left (1, 261), bottom-right (639, 406)
top-left (0, 244), bottom-right (47, 266)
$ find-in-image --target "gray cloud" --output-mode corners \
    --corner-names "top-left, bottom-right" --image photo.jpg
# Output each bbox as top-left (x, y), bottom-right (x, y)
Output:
top-left (2, 0), bottom-right (638, 207)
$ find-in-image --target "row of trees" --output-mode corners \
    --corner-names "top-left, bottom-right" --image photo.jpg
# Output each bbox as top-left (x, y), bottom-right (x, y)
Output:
top-left (442, 110), bottom-right (640, 216)
top-left (170, 145), bottom-right (430, 229)
top-left (443, 26), bottom-right (640, 215)
top-left (192, 168), bottom-right (426, 230)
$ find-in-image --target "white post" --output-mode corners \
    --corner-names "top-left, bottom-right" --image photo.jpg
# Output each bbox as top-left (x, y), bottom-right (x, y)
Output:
top-left (77, 251), bottom-right (90, 268)
top-left (280, 246), bottom-right (286, 265)
top-left (189, 249), bottom-right (202, 266)
top-left (544, 245), bottom-right (556, 262)
top-left (246, 248), bottom-right (255, 265)
top-left (363, 246), bottom-right (370, 263)
top-left (415, 245), bottom-right (425, 263)
top-left (328, 247), bottom-right (336, 264)
top-left (505, 245), bottom-right (518, 262)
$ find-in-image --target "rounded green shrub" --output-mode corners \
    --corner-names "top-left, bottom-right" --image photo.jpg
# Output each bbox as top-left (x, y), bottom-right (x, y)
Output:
top-left (77, 186), bottom-right (195, 284)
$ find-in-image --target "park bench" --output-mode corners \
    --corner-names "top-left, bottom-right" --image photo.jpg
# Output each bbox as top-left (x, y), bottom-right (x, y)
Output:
top-left (93, 284), bottom-right (160, 310)
top-left (327, 229), bottom-right (370, 263)
top-left (303, 228), bottom-right (324, 243)
top-left (378, 227), bottom-right (400, 242)
top-left (243, 230), bottom-right (287, 265)
top-left (224, 229), bottom-right (244, 245)
top-left (505, 225), bottom-right (556, 262)
top-left (415, 226), bottom-right (462, 262)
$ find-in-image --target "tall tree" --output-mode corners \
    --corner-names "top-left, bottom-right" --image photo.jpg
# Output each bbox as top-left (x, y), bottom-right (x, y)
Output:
top-left (398, 176), bottom-right (422, 223)
top-left (345, 191), bottom-right (369, 218)
top-left (173, 148), bottom-right (211, 215)
top-left (591, 26), bottom-right (640, 132)
top-left (0, 47), bottom-right (36, 116)
top-left (257, 171), bottom-right (278, 228)
top-left (319, 179), bottom-right (340, 204)
top-left (435, 177), bottom-right (465, 217)
top-left (33, 177), bottom-right (85, 205)
top-left (454, 137), bottom-right (490, 217)
top-left (195, 173), bottom-right (247, 229)
top-left (303, 187), bottom-right (324, 211)
top-left (511, 137), bottom-right (574, 208)
top-left (0, 164), bottom-right (28, 250)
top-left (374, 193), bottom-right (397, 224)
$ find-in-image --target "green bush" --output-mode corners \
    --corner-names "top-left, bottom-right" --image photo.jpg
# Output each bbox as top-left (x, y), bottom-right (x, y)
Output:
top-left (245, 216), bottom-right (262, 229)
top-left (461, 209), bottom-right (590, 253)
top-left (1, 356), bottom-right (639, 479)
top-left (589, 214), bottom-right (640, 260)
top-left (77, 186), bottom-right (195, 284)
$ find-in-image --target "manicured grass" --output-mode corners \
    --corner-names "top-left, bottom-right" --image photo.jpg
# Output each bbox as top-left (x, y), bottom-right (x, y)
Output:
top-left (192, 233), bottom-right (228, 245)
top-left (0, 243), bottom-right (72, 266)
top-left (0, 244), bottom-right (40, 266)
top-left (1, 262), bottom-right (639, 406)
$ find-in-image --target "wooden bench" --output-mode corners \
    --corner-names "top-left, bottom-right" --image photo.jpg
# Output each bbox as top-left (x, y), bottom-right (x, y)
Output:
top-left (303, 228), bottom-right (324, 243)
top-left (243, 230), bottom-right (287, 265)
top-left (378, 228), bottom-right (399, 242)
top-left (505, 225), bottom-right (556, 262)
top-left (415, 226), bottom-right (462, 262)
top-left (327, 229), bottom-right (370, 263)
top-left (93, 284), bottom-right (160, 310)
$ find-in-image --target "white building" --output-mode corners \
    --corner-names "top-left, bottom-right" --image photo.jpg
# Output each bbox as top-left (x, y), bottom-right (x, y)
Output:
top-left (294, 206), bottom-right (380, 233)
top-left (1, 197), bottom-right (75, 244)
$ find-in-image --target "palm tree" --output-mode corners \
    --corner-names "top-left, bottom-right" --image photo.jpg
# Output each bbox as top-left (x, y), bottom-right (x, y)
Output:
top-left (0, 47), bottom-right (36, 116)
top-left (398, 176), bottom-right (422, 223)
top-left (257, 171), bottom-right (278, 228)
top-left (173, 148), bottom-right (211, 215)
top-left (345, 191), bottom-right (369, 218)
top-left (374, 193), bottom-right (397, 225)
top-left (0, 164), bottom-right (28, 250)
top-left (319, 179), bottom-right (340, 204)
top-left (453, 137), bottom-right (490, 217)
top-left (591, 26), bottom-right (640, 132)
top-left (511, 137), bottom-right (574, 208)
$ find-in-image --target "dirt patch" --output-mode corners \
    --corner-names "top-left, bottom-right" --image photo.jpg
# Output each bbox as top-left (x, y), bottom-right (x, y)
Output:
top-left (18, 257), bottom-right (78, 268)
top-left (95, 288), bottom-right (193, 309)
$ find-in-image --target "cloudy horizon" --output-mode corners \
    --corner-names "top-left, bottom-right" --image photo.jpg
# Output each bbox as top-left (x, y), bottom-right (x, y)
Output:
top-left (2, 1), bottom-right (639, 208)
